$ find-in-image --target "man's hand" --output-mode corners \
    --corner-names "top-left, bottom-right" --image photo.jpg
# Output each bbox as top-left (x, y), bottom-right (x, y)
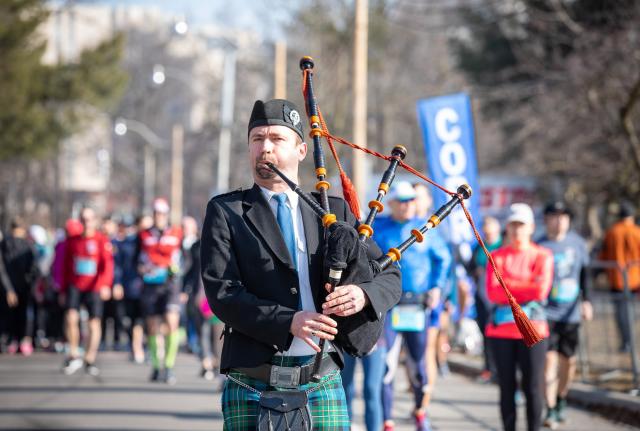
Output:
top-left (290, 311), bottom-right (338, 352)
top-left (322, 284), bottom-right (369, 317)
top-left (581, 301), bottom-right (593, 322)
top-left (6, 291), bottom-right (18, 308)
top-left (112, 284), bottom-right (124, 301)
top-left (99, 286), bottom-right (111, 301)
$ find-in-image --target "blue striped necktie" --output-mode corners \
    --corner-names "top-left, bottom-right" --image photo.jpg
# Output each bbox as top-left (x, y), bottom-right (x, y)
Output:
top-left (274, 193), bottom-right (297, 270)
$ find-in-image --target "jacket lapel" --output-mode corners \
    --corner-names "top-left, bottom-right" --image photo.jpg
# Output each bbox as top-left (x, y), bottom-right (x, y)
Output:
top-left (243, 184), bottom-right (296, 271)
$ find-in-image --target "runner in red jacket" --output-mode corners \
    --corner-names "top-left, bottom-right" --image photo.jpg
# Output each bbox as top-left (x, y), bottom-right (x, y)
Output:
top-left (61, 207), bottom-right (114, 376)
top-left (485, 203), bottom-right (553, 431)
top-left (137, 197), bottom-right (183, 384)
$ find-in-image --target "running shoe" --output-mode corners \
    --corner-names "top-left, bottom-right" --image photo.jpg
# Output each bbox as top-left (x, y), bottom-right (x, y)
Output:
top-left (543, 407), bottom-right (558, 430)
top-left (556, 397), bottom-right (568, 422)
top-left (150, 368), bottom-right (162, 382)
top-left (85, 362), bottom-right (100, 376)
top-left (19, 341), bottom-right (33, 356)
top-left (414, 411), bottom-right (431, 431)
top-left (165, 368), bottom-right (177, 385)
top-left (62, 357), bottom-right (84, 375)
top-left (7, 342), bottom-right (18, 355)
top-left (201, 368), bottom-right (215, 381)
top-left (383, 422), bottom-right (394, 431)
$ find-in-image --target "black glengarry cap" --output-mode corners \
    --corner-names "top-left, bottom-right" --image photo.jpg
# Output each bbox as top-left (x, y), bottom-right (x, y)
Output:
top-left (248, 99), bottom-right (304, 140)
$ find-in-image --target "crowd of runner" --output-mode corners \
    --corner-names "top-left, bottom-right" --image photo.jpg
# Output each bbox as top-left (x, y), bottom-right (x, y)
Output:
top-left (0, 190), bottom-right (638, 431)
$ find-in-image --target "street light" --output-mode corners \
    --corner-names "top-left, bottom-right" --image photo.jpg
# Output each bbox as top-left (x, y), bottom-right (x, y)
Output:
top-left (174, 20), bottom-right (188, 35)
top-left (152, 65), bottom-right (166, 85)
top-left (113, 117), bottom-right (164, 211)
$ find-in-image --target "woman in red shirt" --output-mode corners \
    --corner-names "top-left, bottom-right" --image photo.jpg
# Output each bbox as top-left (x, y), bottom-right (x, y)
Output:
top-left (486, 203), bottom-right (553, 431)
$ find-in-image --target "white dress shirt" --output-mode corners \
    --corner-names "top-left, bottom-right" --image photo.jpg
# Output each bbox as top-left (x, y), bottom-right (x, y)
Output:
top-left (259, 186), bottom-right (322, 356)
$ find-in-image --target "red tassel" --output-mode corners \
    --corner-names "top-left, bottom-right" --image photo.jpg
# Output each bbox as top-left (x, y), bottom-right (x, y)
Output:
top-left (508, 296), bottom-right (543, 347)
top-left (340, 171), bottom-right (361, 220)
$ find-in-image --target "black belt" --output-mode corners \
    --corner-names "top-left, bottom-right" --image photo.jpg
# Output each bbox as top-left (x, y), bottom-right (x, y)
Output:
top-left (234, 354), bottom-right (339, 389)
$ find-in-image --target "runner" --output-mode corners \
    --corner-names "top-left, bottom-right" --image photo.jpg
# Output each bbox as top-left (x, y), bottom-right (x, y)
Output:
top-left (539, 201), bottom-right (592, 429)
top-left (61, 208), bottom-right (114, 376)
top-left (486, 203), bottom-right (553, 431)
top-left (113, 215), bottom-right (144, 363)
top-left (377, 181), bottom-right (452, 431)
top-left (137, 198), bottom-right (183, 384)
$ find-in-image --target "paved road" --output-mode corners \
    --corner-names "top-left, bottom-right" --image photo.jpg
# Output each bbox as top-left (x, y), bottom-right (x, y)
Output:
top-left (0, 352), bottom-right (637, 430)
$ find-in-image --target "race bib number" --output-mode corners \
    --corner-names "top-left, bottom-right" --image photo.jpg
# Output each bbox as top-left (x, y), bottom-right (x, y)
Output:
top-left (391, 304), bottom-right (426, 332)
top-left (550, 278), bottom-right (580, 303)
top-left (493, 305), bottom-right (517, 325)
top-left (74, 258), bottom-right (97, 276)
top-left (143, 267), bottom-right (169, 284)
top-left (493, 303), bottom-right (544, 326)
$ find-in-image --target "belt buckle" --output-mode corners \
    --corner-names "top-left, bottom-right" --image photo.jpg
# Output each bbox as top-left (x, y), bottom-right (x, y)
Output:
top-left (269, 365), bottom-right (301, 389)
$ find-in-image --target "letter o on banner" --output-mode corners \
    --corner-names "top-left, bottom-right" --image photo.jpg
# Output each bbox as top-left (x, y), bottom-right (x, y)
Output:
top-left (439, 142), bottom-right (467, 176)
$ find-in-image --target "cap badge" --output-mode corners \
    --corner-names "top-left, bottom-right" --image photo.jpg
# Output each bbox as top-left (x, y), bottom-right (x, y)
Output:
top-left (289, 110), bottom-right (300, 127)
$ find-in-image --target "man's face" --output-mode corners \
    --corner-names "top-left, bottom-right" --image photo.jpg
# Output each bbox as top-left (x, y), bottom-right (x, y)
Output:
top-left (482, 218), bottom-right (501, 244)
top-left (154, 211), bottom-right (169, 229)
top-left (80, 208), bottom-right (97, 232)
top-left (390, 199), bottom-right (416, 222)
top-left (545, 213), bottom-right (570, 237)
top-left (248, 125), bottom-right (307, 185)
top-left (413, 185), bottom-right (432, 218)
top-left (506, 221), bottom-right (533, 244)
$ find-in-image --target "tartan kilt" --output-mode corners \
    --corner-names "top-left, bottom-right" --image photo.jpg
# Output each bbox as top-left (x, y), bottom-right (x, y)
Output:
top-left (222, 355), bottom-right (350, 430)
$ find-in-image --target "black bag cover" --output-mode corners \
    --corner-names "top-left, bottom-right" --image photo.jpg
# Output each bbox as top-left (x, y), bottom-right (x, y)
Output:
top-left (324, 222), bottom-right (383, 357)
top-left (257, 390), bottom-right (312, 431)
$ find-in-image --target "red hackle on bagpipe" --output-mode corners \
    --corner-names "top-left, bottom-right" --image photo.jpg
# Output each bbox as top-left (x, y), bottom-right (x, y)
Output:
top-left (289, 57), bottom-right (541, 372)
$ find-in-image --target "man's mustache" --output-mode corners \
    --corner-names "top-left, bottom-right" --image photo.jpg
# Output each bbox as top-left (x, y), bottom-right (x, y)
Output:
top-left (256, 158), bottom-right (276, 169)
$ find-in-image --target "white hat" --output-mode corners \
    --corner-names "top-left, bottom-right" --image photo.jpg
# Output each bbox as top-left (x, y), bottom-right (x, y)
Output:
top-left (389, 181), bottom-right (417, 202)
top-left (153, 197), bottom-right (170, 214)
top-left (29, 224), bottom-right (47, 245)
top-left (506, 203), bottom-right (534, 225)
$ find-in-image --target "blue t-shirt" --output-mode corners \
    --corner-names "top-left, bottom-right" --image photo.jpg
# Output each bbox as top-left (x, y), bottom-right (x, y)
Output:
top-left (374, 216), bottom-right (452, 295)
top-left (538, 231), bottom-right (589, 323)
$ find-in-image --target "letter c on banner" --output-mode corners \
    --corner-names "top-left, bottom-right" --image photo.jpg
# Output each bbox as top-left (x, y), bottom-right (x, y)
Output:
top-left (435, 108), bottom-right (461, 142)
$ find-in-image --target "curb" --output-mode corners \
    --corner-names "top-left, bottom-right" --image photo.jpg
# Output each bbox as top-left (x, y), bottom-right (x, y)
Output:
top-left (447, 353), bottom-right (640, 428)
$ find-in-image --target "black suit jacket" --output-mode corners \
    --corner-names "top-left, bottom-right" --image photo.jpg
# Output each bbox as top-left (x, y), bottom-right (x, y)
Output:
top-left (200, 183), bottom-right (401, 372)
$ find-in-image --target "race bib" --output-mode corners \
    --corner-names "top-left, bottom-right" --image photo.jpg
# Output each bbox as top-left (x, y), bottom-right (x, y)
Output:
top-left (550, 278), bottom-right (580, 303)
top-left (391, 304), bottom-right (426, 332)
top-left (74, 258), bottom-right (97, 276)
top-left (493, 302), bottom-right (544, 326)
top-left (143, 267), bottom-right (169, 284)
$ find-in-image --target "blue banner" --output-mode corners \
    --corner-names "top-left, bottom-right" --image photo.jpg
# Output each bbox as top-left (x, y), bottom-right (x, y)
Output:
top-left (417, 93), bottom-right (480, 320)
top-left (416, 92), bottom-right (480, 258)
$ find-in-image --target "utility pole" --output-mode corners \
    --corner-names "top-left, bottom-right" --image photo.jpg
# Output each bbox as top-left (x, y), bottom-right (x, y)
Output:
top-left (274, 41), bottom-right (287, 99)
top-left (171, 123), bottom-right (184, 225)
top-left (143, 145), bottom-right (156, 211)
top-left (216, 46), bottom-right (237, 194)
top-left (352, 0), bottom-right (369, 210)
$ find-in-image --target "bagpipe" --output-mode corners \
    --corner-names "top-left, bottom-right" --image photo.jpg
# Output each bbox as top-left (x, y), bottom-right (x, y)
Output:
top-left (272, 56), bottom-right (543, 380)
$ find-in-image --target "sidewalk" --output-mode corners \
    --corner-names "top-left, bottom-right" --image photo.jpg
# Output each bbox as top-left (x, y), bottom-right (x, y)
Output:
top-left (447, 351), bottom-right (640, 428)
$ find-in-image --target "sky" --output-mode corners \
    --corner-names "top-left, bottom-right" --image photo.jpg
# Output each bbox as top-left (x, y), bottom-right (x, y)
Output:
top-left (91, 0), bottom-right (292, 40)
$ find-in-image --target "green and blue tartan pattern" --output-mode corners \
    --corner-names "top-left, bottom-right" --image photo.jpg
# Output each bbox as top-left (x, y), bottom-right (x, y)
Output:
top-left (221, 355), bottom-right (350, 430)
